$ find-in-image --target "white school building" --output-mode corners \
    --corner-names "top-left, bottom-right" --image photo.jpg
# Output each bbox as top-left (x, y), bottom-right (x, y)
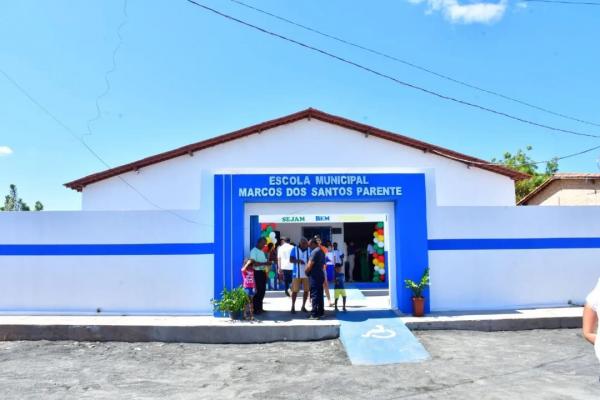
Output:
top-left (1, 108), bottom-right (599, 315)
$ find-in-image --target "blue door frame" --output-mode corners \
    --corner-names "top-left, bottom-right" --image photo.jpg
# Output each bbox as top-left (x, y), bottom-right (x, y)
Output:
top-left (213, 173), bottom-right (429, 313)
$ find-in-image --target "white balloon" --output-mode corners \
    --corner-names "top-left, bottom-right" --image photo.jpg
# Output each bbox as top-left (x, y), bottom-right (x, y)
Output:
top-left (378, 269), bottom-right (385, 275)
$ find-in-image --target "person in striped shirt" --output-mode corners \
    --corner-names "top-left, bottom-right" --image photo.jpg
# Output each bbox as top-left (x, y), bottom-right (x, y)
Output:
top-left (289, 237), bottom-right (310, 314)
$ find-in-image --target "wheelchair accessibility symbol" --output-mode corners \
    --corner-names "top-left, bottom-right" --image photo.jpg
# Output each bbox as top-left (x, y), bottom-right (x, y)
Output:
top-left (361, 324), bottom-right (397, 339)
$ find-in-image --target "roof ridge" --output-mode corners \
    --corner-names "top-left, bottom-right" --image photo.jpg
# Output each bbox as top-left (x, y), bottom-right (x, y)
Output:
top-left (65, 108), bottom-right (528, 191)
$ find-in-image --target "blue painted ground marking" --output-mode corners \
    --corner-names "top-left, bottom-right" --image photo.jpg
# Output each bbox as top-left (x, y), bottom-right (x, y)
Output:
top-left (337, 310), bottom-right (430, 365)
top-left (342, 288), bottom-right (366, 301)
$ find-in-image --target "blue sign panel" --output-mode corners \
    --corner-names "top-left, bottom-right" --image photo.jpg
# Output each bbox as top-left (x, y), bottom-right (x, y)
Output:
top-left (214, 173), bottom-right (429, 313)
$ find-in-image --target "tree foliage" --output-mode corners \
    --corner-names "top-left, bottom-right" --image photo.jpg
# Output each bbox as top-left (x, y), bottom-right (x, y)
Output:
top-left (492, 146), bottom-right (558, 202)
top-left (0, 184), bottom-right (44, 211)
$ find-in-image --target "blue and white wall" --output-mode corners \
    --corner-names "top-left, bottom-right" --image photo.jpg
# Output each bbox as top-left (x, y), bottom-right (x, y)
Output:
top-left (428, 206), bottom-right (600, 311)
top-left (0, 211), bottom-right (214, 314)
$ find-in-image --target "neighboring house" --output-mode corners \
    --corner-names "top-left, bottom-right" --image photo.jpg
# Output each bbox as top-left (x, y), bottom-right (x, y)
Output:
top-left (518, 173), bottom-right (600, 206)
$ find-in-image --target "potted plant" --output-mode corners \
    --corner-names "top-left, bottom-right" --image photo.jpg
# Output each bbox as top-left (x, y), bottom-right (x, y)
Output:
top-left (404, 267), bottom-right (430, 317)
top-left (212, 286), bottom-right (249, 320)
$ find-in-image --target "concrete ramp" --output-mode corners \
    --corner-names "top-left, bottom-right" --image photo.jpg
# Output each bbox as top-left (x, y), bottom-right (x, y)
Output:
top-left (338, 309), bottom-right (429, 365)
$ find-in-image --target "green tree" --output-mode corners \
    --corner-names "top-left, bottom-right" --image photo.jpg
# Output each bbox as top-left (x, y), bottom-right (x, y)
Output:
top-left (492, 146), bottom-right (558, 202)
top-left (0, 184), bottom-right (44, 211)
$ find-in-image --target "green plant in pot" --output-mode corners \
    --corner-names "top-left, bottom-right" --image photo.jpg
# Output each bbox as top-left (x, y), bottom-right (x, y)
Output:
top-left (212, 286), bottom-right (248, 320)
top-left (404, 267), bottom-right (430, 317)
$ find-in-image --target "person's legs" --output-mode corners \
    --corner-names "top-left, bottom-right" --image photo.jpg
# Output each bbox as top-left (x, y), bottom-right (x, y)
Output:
top-left (284, 270), bottom-right (292, 296)
top-left (316, 280), bottom-right (325, 317)
top-left (301, 278), bottom-right (309, 312)
top-left (291, 278), bottom-right (299, 313)
top-left (248, 297), bottom-right (254, 320)
top-left (309, 279), bottom-right (320, 318)
top-left (347, 254), bottom-right (355, 282)
top-left (323, 278), bottom-right (332, 307)
top-left (254, 270), bottom-right (266, 313)
top-left (342, 296), bottom-right (347, 312)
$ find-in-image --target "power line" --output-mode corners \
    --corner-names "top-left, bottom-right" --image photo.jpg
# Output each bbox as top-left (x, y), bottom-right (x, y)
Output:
top-left (523, 0), bottom-right (600, 5)
top-left (228, 0), bottom-right (600, 128)
top-left (0, 67), bottom-right (202, 225)
top-left (184, 0), bottom-right (600, 140)
top-left (431, 143), bottom-right (600, 168)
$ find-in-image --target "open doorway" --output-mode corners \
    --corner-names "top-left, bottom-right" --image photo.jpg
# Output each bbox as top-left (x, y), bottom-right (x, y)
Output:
top-left (249, 213), bottom-right (391, 314)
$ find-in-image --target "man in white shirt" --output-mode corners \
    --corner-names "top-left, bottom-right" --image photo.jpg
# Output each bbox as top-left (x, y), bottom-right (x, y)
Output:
top-left (289, 237), bottom-right (310, 314)
top-left (277, 237), bottom-right (294, 297)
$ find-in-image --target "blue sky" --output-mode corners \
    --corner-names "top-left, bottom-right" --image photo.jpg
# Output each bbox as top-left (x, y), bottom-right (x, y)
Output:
top-left (0, 0), bottom-right (598, 210)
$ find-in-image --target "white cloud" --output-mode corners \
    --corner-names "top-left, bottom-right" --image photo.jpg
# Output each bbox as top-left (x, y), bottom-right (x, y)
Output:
top-left (409, 0), bottom-right (508, 24)
top-left (0, 146), bottom-right (13, 156)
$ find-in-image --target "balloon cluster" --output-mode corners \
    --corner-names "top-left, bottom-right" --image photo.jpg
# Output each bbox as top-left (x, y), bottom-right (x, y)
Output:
top-left (372, 222), bottom-right (385, 282)
top-left (260, 223), bottom-right (278, 247)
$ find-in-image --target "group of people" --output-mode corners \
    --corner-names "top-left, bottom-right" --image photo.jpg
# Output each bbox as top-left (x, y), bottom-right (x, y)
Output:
top-left (241, 236), bottom-right (348, 320)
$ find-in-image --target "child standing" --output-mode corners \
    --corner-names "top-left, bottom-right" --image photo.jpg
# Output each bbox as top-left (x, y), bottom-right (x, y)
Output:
top-left (334, 264), bottom-right (347, 312)
top-left (241, 259), bottom-right (255, 320)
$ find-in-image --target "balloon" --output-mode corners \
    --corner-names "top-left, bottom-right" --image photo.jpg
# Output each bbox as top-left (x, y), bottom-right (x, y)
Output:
top-left (261, 223), bottom-right (268, 230)
top-left (268, 270), bottom-right (275, 278)
top-left (373, 237), bottom-right (378, 244)
top-left (373, 231), bottom-right (378, 237)
top-left (372, 259), bottom-right (378, 265)
top-left (380, 275), bottom-right (385, 281)
top-left (270, 223), bottom-right (277, 229)
top-left (266, 226), bottom-right (272, 234)
top-left (269, 232), bottom-right (276, 239)
top-left (377, 249), bottom-right (384, 255)
top-left (377, 222), bottom-right (384, 228)
top-left (378, 269), bottom-right (385, 275)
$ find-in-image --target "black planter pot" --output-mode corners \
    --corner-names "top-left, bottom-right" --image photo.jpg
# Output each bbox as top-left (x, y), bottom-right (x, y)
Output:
top-left (229, 310), bottom-right (243, 320)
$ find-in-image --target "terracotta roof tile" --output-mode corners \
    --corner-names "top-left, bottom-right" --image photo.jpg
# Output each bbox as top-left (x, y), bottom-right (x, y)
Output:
top-left (64, 108), bottom-right (529, 191)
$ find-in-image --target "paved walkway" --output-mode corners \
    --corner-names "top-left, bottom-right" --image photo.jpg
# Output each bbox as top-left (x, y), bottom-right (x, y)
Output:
top-left (0, 289), bottom-right (584, 343)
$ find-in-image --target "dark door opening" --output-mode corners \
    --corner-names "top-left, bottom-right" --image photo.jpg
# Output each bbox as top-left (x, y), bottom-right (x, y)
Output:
top-left (344, 222), bottom-right (382, 283)
top-left (302, 226), bottom-right (332, 243)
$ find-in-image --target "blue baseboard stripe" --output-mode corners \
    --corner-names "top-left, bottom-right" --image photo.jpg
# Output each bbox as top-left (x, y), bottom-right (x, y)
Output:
top-left (429, 238), bottom-right (600, 251)
top-left (0, 243), bottom-right (215, 256)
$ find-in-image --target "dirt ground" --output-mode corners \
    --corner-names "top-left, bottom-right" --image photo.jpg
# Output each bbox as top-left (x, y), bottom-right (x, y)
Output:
top-left (0, 329), bottom-right (599, 399)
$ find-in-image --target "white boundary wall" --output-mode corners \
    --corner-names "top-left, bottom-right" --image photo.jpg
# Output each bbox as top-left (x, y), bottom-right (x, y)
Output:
top-left (2, 198), bottom-right (600, 314)
top-left (0, 211), bottom-right (213, 315)
top-left (428, 206), bottom-right (600, 311)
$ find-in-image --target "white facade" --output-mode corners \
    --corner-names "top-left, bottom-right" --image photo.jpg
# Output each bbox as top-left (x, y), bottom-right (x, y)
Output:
top-left (3, 112), bottom-right (599, 315)
top-left (80, 119), bottom-right (516, 211)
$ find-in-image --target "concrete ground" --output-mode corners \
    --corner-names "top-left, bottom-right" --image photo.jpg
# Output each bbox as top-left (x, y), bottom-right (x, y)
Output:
top-left (1, 329), bottom-right (598, 399)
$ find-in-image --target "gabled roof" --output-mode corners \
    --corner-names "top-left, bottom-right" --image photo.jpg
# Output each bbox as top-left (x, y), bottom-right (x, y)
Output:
top-left (518, 173), bottom-right (600, 205)
top-left (64, 108), bottom-right (528, 191)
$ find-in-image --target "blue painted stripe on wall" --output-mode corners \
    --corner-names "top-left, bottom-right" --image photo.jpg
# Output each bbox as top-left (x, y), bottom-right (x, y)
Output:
top-left (428, 238), bottom-right (600, 251)
top-left (0, 243), bottom-right (215, 256)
